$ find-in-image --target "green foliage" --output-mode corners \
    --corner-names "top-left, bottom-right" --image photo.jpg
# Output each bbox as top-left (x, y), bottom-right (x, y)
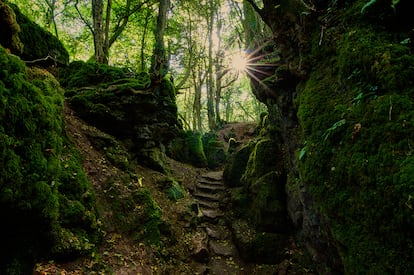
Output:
top-left (166, 181), bottom-right (185, 201)
top-left (297, 12), bottom-right (414, 272)
top-left (361, 0), bottom-right (401, 13)
top-left (0, 46), bottom-right (99, 273)
top-left (322, 119), bottom-right (346, 141)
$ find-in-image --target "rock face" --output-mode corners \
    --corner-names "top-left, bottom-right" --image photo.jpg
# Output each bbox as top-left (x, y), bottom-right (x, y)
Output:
top-left (11, 3), bottom-right (69, 65)
top-left (0, 0), bottom-right (23, 54)
top-left (0, 1), bottom-right (69, 65)
top-left (227, 0), bottom-right (414, 273)
top-left (62, 62), bottom-right (181, 172)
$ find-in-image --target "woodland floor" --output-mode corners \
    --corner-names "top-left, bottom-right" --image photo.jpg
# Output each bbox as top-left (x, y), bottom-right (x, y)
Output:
top-left (33, 103), bottom-right (313, 275)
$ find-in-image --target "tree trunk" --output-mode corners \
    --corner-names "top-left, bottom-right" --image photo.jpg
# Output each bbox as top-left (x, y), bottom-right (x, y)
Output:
top-left (92, 0), bottom-right (106, 63)
top-left (214, 12), bottom-right (223, 126)
top-left (141, 10), bottom-right (151, 71)
top-left (192, 70), bottom-right (203, 131)
top-left (206, 1), bottom-right (216, 130)
top-left (103, 0), bottom-right (112, 62)
top-left (151, 0), bottom-right (170, 82)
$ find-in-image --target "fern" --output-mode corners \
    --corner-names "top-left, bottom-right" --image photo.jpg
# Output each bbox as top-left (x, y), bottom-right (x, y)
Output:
top-left (361, 0), bottom-right (377, 13)
top-left (361, 0), bottom-right (400, 13)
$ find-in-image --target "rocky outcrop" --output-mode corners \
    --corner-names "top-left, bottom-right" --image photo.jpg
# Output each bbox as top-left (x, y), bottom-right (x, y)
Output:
top-left (0, 0), bottom-right (23, 54)
top-left (63, 62), bottom-right (181, 172)
top-left (236, 0), bottom-right (414, 273)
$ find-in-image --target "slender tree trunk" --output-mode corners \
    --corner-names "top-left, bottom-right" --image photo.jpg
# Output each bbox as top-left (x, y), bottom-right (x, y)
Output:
top-left (44, 0), bottom-right (59, 39)
top-left (151, 0), bottom-right (170, 81)
top-left (214, 11), bottom-right (223, 125)
top-left (92, 0), bottom-right (105, 63)
top-left (103, 0), bottom-right (112, 62)
top-left (192, 69), bottom-right (203, 131)
top-left (206, 1), bottom-right (216, 130)
top-left (141, 10), bottom-right (151, 71)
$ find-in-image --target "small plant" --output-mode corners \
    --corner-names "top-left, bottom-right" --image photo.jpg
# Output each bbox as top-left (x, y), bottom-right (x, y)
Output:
top-left (322, 119), bottom-right (346, 141)
top-left (167, 181), bottom-right (185, 201)
top-left (361, 0), bottom-right (400, 13)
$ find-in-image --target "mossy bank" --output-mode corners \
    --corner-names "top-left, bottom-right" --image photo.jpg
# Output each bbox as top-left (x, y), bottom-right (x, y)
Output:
top-left (225, 0), bottom-right (414, 273)
top-left (0, 46), bottom-right (100, 274)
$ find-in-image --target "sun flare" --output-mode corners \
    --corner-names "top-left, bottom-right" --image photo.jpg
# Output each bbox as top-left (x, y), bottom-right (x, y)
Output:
top-left (230, 52), bottom-right (248, 73)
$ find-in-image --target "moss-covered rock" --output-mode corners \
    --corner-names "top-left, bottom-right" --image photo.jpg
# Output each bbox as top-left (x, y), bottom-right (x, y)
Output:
top-left (295, 5), bottom-right (414, 271)
top-left (0, 0), bottom-right (23, 54)
top-left (223, 142), bottom-right (255, 187)
top-left (202, 132), bottom-right (226, 168)
top-left (9, 3), bottom-right (69, 65)
top-left (0, 46), bottom-right (99, 274)
top-left (231, 219), bottom-right (288, 264)
top-left (102, 175), bottom-right (163, 244)
top-left (168, 131), bottom-right (208, 167)
top-left (62, 61), bottom-right (180, 172)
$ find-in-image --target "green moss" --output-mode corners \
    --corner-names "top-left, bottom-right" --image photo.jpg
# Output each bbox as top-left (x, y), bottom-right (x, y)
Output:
top-left (10, 3), bottom-right (69, 64)
top-left (166, 181), bottom-right (185, 201)
top-left (168, 131), bottom-right (208, 167)
top-left (59, 61), bottom-right (135, 89)
top-left (297, 8), bottom-right (414, 272)
top-left (104, 177), bottom-right (162, 244)
top-left (223, 141), bottom-right (255, 187)
top-left (202, 131), bottom-right (226, 168)
top-left (242, 139), bottom-right (281, 181)
top-left (0, 46), bottom-right (99, 273)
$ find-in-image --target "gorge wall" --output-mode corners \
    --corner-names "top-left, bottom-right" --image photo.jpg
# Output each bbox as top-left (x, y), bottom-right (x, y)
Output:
top-left (226, 0), bottom-right (414, 273)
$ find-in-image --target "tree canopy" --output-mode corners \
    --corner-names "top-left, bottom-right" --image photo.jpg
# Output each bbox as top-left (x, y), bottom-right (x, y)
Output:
top-left (7, 0), bottom-right (266, 131)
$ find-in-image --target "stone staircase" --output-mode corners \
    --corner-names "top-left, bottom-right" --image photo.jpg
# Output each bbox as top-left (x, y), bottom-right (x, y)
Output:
top-left (192, 171), bottom-right (245, 274)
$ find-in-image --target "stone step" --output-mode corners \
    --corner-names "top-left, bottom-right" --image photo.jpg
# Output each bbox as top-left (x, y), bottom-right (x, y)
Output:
top-left (197, 200), bottom-right (220, 209)
top-left (196, 183), bottom-right (225, 193)
top-left (200, 208), bottom-right (224, 219)
top-left (209, 240), bottom-right (238, 257)
top-left (205, 225), bottom-right (232, 240)
top-left (194, 191), bottom-right (223, 202)
top-left (202, 171), bottom-right (224, 182)
top-left (198, 179), bottom-right (225, 186)
top-left (208, 256), bottom-right (244, 275)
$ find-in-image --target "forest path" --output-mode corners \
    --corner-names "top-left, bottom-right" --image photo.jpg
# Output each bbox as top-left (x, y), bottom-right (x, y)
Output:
top-left (35, 104), bottom-right (285, 274)
top-left (193, 170), bottom-right (242, 274)
top-left (190, 170), bottom-right (281, 274)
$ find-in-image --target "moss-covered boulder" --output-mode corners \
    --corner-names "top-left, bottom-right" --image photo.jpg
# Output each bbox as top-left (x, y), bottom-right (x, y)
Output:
top-left (168, 131), bottom-right (208, 167)
top-left (62, 61), bottom-right (180, 172)
top-left (231, 219), bottom-right (288, 264)
top-left (0, 46), bottom-right (99, 274)
top-left (9, 2), bottom-right (69, 65)
top-left (245, 0), bottom-right (414, 273)
top-left (0, 0), bottom-right (23, 54)
top-left (223, 142), bottom-right (254, 187)
top-left (202, 132), bottom-right (227, 168)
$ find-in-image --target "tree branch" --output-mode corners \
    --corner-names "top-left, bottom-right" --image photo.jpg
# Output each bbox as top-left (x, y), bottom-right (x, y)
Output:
top-left (74, 0), bottom-right (93, 34)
